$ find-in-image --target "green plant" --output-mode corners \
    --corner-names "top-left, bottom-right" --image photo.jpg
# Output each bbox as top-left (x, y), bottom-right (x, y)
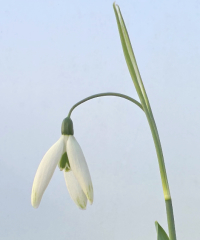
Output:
top-left (31, 3), bottom-right (177, 240)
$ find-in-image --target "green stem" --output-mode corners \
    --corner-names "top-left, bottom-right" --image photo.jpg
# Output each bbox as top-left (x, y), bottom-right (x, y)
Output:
top-left (166, 199), bottom-right (177, 240)
top-left (68, 91), bottom-right (176, 240)
top-left (113, 3), bottom-right (176, 239)
top-left (68, 92), bottom-right (143, 117)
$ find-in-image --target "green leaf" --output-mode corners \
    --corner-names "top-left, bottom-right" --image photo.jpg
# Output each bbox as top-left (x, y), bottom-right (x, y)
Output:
top-left (113, 2), bottom-right (163, 142)
top-left (113, 2), bottom-right (152, 115)
top-left (113, 2), bottom-right (163, 176)
top-left (155, 221), bottom-right (169, 240)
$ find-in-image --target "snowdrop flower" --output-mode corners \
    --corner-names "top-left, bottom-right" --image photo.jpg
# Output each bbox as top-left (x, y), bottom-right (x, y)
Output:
top-left (31, 117), bottom-right (93, 210)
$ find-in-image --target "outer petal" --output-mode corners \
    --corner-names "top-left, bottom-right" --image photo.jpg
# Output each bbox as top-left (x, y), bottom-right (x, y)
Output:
top-left (64, 171), bottom-right (87, 209)
top-left (67, 136), bottom-right (93, 204)
top-left (31, 136), bottom-right (65, 208)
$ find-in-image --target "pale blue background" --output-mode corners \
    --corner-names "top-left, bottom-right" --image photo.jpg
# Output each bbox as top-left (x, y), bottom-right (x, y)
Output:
top-left (0, 0), bottom-right (200, 239)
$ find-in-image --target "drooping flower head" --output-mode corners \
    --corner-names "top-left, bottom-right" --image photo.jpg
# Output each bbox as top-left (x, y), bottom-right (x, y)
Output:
top-left (31, 117), bottom-right (93, 209)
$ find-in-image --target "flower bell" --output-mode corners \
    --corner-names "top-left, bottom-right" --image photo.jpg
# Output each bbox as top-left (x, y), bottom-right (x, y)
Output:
top-left (31, 117), bottom-right (93, 210)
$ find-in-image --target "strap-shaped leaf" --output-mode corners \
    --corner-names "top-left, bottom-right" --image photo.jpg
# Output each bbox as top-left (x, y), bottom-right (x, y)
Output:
top-left (113, 2), bottom-right (171, 199)
top-left (155, 221), bottom-right (169, 240)
top-left (113, 4), bottom-right (176, 240)
top-left (113, 2), bottom-right (151, 114)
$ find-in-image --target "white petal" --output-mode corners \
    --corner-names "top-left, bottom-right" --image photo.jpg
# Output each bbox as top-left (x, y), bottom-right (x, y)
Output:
top-left (31, 136), bottom-right (65, 208)
top-left (64, 171), bottom-right (87, 210)
top-left (67, 135), bottom-right (93, 204)
top-left (63, 135), bottom-right (69, 143)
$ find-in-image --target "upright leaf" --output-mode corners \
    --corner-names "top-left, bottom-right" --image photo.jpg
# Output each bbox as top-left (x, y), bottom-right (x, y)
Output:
top-left (113, 2), bottom-right (151, 113)
top-left (113, 2), bottom-right (171, 200)
top-left (155, 221), bottom-right (169, 240)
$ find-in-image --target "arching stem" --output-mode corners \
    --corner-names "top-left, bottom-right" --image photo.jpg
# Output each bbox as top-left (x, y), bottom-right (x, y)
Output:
top-left (68, 92), bottom-right (143, 117)
top-left (67, 90), bottom-right (176, 240)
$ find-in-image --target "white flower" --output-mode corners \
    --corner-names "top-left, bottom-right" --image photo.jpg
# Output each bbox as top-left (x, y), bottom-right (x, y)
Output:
top-left (31, 118), bottom-right (93, 209)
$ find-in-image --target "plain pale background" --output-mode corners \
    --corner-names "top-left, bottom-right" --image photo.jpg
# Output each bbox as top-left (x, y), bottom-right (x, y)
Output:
top-left (0, 0), bottom-right (200, 239)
